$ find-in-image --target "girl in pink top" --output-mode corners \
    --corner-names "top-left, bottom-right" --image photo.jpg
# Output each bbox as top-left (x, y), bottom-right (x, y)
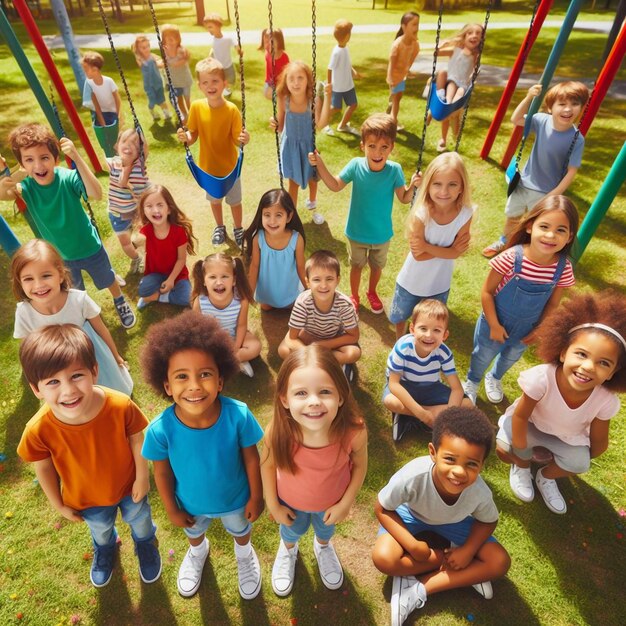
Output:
top-left (496, 291), bottom-right (626, 516)
top-left (261, 345), bottom-right (367, 596)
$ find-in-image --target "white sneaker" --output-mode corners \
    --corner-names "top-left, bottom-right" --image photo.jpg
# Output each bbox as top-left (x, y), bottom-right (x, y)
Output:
top-left (484, 372), bottom-right (504, 403)
top-left (115, 273), bottom-right (127, 287)
top-left (271, 540), bottom-right (298, 597)
top-left (462, 379), bottom-right (479, 405)
top-left (236, 545), bottom-right (262, 600)
top-left (313, 538), bottom-right (343, 590)
top-left (150, 108), bottom-right (160, 120)
top-left (305, 199), bottom-right (317, 210)
top-left (509, 464), bottom-right (534, 502)
top-left (472, 580), bottom-right (493, 599)
top-left (535, 467), bottom-right (567, 514)
top-left (391, 575), bottom-right (427, 626)
top-left (163, 109), bottom-right (172, 120)
top-left (239, 361), bottom-right (254, 377)
top-left (177, 539), bottom-right (209, 597)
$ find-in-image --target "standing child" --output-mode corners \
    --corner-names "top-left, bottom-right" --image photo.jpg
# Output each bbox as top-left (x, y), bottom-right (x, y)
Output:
top-left (372, 407), bottom-right (511, 626)
top-left (261, 345), bottom-right (368, 596)
top-left (271, 60), bottom-right (331, 223)
top-left (191, 252), bottom-right (262, 377)
top-left (464, 196), bottom-right (578, 405)
top-left (135, 185), bottom-right (197, 310)
top-left (389, 152), bottom-right (473, 338)
top-left (204, 13), bottom-right (240, 96)
top-left (81, 52), bottom-right (121, 131)
top-left (141, 311), bottom-right (264, 599)
top-left (17, 325), bottom-right (161, 588)
top-left (243, 188), bottom-right (306, 311)
top-left (260, 28), bottom-right (290, 99)
top-left (387, 12), bottom-right (420, 130)
top-left (132, 35), bottom-right (172, 121)
top-left (483, 81), bottom-right (589, 257)
top-left (310, 113), bottom-right (420, 314)
top-left (177, 58), bottom-right (250, 246)
top-left (496, 291), bottom-right (626, 515)
top-left (162, 24), bottom-right (194, 121)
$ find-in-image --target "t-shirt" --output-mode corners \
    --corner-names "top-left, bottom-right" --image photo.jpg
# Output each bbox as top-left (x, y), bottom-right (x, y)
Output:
top-left (142, 397), bottom-right (263, 516)
top-left (17, 388), bottom-right (148, 510)
top-left (212, 35), bottom-right (235, 68)
top-left (265, 51), bottom-right (290, 85)
top-left (502, 363), bottom-right (621, 446)
top-left (19, 168), bottom-right (102, 261)
top-left (140, 222), bottom-right (189, 282)
top-left (378, 456), bottom-right (499, 526)
top-left (387, 335), bottom-right (456, 383)
top-left (288, 289), bottom-right (358, 340)
top-left (339, 157), bottom-right (406, 245)
top-left (328, 45), bottom-right (354, 93)
top-left (186, 99), bottom-right (241, 176)
top-left (490, 248), bottom-right (575, 294)
top-left (388, 37), bottom-right (419, 85)
top-left (86, 76), bottom-right (118, 113)
top-left (106, 157), bottom-right (149, 215)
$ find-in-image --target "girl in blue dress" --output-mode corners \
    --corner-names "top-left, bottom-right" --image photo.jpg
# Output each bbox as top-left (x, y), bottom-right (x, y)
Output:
top-left (132, 36), bottom-right (172, 121)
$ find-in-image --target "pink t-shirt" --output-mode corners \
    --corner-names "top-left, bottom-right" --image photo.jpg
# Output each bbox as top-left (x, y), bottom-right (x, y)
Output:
top-left (502, 364), bottom-right (620, 446)
top-left (140, 222), bottom-right (189, 282)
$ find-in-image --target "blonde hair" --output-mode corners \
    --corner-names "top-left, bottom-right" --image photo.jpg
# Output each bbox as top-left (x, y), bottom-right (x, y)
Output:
top-left (276, 61), bottom-right (313, 99)
top-left (447, 23), bottom-right (483, 58)
top-left (195, 57), bottom-right (225, 80)
top-left (203, 13), bottom-right (223, 27)
top-left (115, 127), bottom-right (148, 163)
top-left (410, 299), bottom-right (449, 327)
top-left (161, 23), bottom-right (182, 47)
top-left (131, 35), bottom-right (150, 57)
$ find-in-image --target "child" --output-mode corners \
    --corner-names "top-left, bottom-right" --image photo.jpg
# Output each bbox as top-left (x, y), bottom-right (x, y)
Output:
top-left (81, 52), bottom-right (121, 131)
top-left (261, 345), bottom-right (368, 596)
top-left (12, 239), bottom-right (132, 395)
top-left (483, 81), bottom-right (589, 258)
top-left (496, 291), bottom-right (626, 515)
top-left (384, 299), bottom-right (471, 442)
top-left (204, 13), bottom-right (240, 96)
top-left (135, 184), bottom-right (197, 310)
top-left (464, 196), bottom-right (578, 405)
top-left (141, 311), bottom-right (264, 599)
top-left (191, 252), bottom-right (262, 377)
top-left (162, 24), bottom-right (194, 121)
top-left (310, 113), bottom-right (420, 314)
top-left (132, 35), bottom-right (172, 121)
top-left (389, 152), bottom-right (473, 338)
top-left (177, 58), bottom-right (250, 247)
top-left (325, 19), bottom-right (360, 136)
top-left (243, 188), bottom-right (307, 311)
top-left (372, 406), bottom-right (511, 626)
top-left (278, 250), bottom-right (361, 378)
top-left (0, 124), bottom-right (136, 329)
top-left (387, 12), bottom-right (420, 129)
top-left (259, 28), bottom-right (289, 99)
top-left (271, 60), bottom-right (331, 223)
top-left (17, 324), bottom-right (161, 588)
top-left (105, 128), bottom-right (149, 274)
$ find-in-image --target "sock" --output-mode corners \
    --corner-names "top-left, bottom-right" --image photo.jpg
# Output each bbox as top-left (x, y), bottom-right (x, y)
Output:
top-left (190, 539), bottom-right (208, 557)
top-left (158, 293), bottom-right (169, 303)
top-left (234, 540), bottom-right (252, 558)
top-left (314, 536), bottom-right (329, 549)
top-left (113, 295), bottom-right (125, 305)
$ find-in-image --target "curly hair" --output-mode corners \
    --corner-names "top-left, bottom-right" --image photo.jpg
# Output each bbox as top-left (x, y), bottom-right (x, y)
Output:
top-left (432, 406), bottom-right (494, 460)
top-left (141, 310), bottom-right (239, 397)
top-left (8, 123), bottom-right (59, 164)
top-left (533, 290), bottom-right (626, 392)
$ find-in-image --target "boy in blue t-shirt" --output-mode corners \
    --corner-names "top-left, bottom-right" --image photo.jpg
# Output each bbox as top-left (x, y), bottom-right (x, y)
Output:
top-left (310, 113), bottom-right (420, 315)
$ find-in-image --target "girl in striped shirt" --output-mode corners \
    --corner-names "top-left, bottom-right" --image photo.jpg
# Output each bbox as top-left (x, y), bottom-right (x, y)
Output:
top-left (464, 196), bottom-right (578, 405)
top-left (191, 252), bottom-right (261, 377)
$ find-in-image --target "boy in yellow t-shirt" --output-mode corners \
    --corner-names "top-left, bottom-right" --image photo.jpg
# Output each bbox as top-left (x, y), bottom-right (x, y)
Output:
top-left (177, 58), bottom-right (250, 247)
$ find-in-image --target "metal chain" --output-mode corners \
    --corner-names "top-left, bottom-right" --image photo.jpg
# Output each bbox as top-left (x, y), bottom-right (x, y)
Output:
top-left (310, 0), bottom-right (317, 155)
top-left (233, 0), bottom-right (246, 130)
top-left (268, 0), bottom-right (284, 189)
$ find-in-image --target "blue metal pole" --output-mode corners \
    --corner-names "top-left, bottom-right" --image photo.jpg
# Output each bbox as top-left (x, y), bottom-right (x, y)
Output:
top-left (50, 0), bottom-right (86, 95)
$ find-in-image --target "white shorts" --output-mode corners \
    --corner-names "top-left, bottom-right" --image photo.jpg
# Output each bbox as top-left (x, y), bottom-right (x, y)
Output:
top-left (504, 184), bottom-right (546, 218)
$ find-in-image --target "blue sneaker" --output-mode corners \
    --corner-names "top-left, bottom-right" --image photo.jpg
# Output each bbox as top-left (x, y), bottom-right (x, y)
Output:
top-left (90, 543), bottom-right (116, 588)
top-left (135, 538), bottom-right (162, 584)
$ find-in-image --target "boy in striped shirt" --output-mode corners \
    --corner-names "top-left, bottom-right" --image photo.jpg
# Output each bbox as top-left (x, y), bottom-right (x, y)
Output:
top-left (383, 299), bottom-right (471, 441)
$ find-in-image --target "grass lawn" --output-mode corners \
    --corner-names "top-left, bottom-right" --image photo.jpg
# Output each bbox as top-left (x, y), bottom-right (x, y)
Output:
top-left (1, 2), bottom-right (625, 625)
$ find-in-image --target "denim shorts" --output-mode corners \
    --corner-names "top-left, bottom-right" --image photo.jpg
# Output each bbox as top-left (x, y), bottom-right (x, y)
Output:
top-left (184, 506), bottom-right (251, 539)
top-left (331, 88), bottom-right (357, 109)
top-left (147, 85), bottom-right (166, 109)
top-left (108, 210), bottom-right (134, 233)
top-left (391, 80), bottom-right (406, 94)
top-left (65, 244), bottom-right (115, 291)
top-left (388, 282), bottom-right (449, 324)
top-left (279, 501), bottom-right (335, 544)
top-left (383, 378), bottom-right (453, 407)
top-left (205, 177), bottom-right (242, 205)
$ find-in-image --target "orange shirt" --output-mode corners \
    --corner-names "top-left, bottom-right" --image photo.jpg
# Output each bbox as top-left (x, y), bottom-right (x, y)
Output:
top-left (17, 388), bottom-right (148, 510)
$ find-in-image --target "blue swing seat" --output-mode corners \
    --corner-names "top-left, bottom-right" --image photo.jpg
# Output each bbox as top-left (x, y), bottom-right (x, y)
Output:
top-left (427, 84), bottom-right (474, 122)
top-left (185, 149), bottom-right (244, 199)
top-left (505, 157), bottom-right (518, 184)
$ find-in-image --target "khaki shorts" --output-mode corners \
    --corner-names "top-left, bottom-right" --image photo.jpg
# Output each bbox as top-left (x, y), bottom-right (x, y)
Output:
top-left (348, 238), bottom-right (390, 270)
top-left (504, 184), bottom-right (546, 218)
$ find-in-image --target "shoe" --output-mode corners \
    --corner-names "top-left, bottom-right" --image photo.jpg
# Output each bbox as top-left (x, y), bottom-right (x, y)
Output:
top-left (224, 88), bottom-right (232, 97)
top-left (535, 467), bottom-right (567, 514)
top-left (366, 290), bottom-right (384, 314)
top-left (484, 372), bottom-right (504, 403)
top-left (472, 580), bottom-right (493, 599)
top-left (305, 199), bottom-right (317, 210)
top-left (342, 363), bottom-right (355, 383)
top-left (350, 294), bottom-right (360, 312)
top-left (233, 227), bottom-right (245, 248)
top-left (177, 540), bottom-right (209, 597)
top-left (90, 543), bottom-right (116, 588)
top-left (436, 88), bottom-right (447, 102)
top-left (115, 298), bottom-right (136, 329)
top-left (392, 413), bottom-right (411, 443)
top-left (462, 379), bottom-right (479, 405)
top-left (509, 464), bottom-right (534, 503)
top-left (135, 539), bottom-right (162, 584)
top-left (240, 361), bottom-right (254, 377)
top-left (212, 225), bottom-right (226, 246)
top-left (312, 211), bottom-right (325, 225)
top-left (150, 108), bottom-right (160, 120)
top-left (482, 237), bottom-right (506, 259)
top-left (337, 124), bottom-right (360, 136)
top-left (129, 255), bottom-right (144, 274)
top-left (115, 273), bottom-right (127, 287)
top-left (236, 545), bottom-right (262, 600)
top-left (313, 538), bottom-right (344, 590)
top-left (137, 297), bottom-right (150, 311)
top-left (271, 540), bottom-right (298, 597)
top-left (323, 125), bottom-right (335, 136)
top-left (163, 109), bottom-right (172, 120)
top-left (436, 138), bottom-right (447, 153)
top-left (391, 575), bottom-right (426, 626)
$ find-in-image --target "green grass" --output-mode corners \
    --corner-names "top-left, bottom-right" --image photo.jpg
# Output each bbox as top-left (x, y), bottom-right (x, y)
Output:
top-left (1, 3), bottom-right (625, 625)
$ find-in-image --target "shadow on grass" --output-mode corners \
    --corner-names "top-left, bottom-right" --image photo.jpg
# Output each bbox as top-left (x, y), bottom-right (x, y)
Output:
top-left (198, 559), bottom-right (232, 624)
top-left (138, 576), bottom-right (178, 625)
top-left (95, 559), bottom-right (134, 625)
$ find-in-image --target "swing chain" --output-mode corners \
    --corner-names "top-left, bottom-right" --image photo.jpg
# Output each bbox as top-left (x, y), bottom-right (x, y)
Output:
top-left (233, 0), bottom-right (246, 131)
top-left (561, 84), bottom-right (594, 178)
top-left (268, 0), bottom-right (284, 190)
top-left (311, 0), bottom-right (317, 155)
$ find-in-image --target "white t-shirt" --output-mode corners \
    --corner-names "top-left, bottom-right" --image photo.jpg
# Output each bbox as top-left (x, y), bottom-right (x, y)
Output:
top-left (328, 45), bottom-right (354, 93)
top-left (212, 35), bottom-right (235, 69)
top-left (86, 76), bottom-right (118, 113)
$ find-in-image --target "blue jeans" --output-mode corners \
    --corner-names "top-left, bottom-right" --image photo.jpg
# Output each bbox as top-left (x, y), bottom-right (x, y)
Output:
top-left (81, 495), bottom-right (155, 548)
top-left (280, 506), bottom-right (335, 544)
top-left (138, 273), bottom-right (191, 307)
top-left (183, 507), bottom-right (251, 539)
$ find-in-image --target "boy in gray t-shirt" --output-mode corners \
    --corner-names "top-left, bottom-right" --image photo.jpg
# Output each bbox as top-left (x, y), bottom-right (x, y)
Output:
top-left (372, 406), bottom-right (511, 626)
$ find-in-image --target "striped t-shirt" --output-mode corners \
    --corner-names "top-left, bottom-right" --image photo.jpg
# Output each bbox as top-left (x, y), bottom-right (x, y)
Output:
top-left (198, 295), bottom-right (241, 338)
top-left (386, 336), bottom-right (456, 383)
top-left (107, 157), bottom-right (149, 215)
top-left (288, 290), bottom-right (358, 340)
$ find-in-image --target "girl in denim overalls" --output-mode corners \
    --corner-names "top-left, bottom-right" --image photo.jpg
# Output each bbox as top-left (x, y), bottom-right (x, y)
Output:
top-left (464, 196), bottom-right (579, 405)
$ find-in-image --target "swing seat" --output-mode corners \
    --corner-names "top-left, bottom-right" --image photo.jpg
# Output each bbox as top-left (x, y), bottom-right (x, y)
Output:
top-left (93, 119), bottom-right (119, 158)
top-left (504, 157), bottom-right (518, 184)
top-left (427, 84), bottom-right (474, 122)
top-left (186, 149), bottom-right (244, 199)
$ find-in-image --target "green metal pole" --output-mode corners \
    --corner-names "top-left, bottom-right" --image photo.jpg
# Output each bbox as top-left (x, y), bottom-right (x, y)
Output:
top-left (573, 141), bottom-right (626, 263)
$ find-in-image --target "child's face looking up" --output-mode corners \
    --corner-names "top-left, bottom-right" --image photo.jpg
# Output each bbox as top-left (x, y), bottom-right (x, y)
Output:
top-left (306, 266), bottom-right (340, 308)
top-left (197, 70), bottom-right (227, 102)
top-left (20, 144), bottom-right (58, 186)
top-left (204, 260), bottom-right (235, 304)
top-left (360, 134), bottom-right (394, 172)
top-left (409, 313), bottom-right (449, 358)
top-left (261, 203), bottom-right (291, 235)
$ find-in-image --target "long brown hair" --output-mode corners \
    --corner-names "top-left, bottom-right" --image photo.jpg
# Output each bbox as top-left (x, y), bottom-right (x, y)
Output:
top-left (191, 253), bottom-right (255, 304)
top-left (276, 61), bottom-right (313, 100)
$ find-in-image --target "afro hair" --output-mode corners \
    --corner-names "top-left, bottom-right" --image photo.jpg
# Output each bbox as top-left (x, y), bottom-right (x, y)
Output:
top-left (432, 406), bottom-right (495, 460)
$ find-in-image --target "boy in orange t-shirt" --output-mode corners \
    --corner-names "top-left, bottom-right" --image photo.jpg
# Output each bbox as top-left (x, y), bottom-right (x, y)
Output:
top-left (17, 324), bottom-right (161, 588)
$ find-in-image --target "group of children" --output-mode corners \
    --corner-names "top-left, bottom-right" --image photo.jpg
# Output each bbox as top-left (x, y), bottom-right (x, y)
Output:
top-left (1, 10), bottom-right (624, 626)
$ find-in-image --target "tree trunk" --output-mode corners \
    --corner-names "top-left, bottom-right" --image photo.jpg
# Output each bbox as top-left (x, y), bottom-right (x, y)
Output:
top-left (195, 0), bottom-right (205, 26)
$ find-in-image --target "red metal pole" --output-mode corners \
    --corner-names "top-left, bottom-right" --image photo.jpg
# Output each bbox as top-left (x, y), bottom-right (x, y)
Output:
top-left (499, 125), bottom-right (524, 168)
top-left (480, 0), bottom-right (554, 160)
top-left (12, 0), bottom-right (102, 173)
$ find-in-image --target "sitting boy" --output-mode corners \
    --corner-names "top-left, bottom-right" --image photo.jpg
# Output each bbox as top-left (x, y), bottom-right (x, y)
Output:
top-left (278, 250), bottom-right (360, 379)
top-left (17, 324), bottom-right (160, 588)
top-left (372, 406), bottom-right (511, 626)
top-left (384, 299), bottom-right (471, 441)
